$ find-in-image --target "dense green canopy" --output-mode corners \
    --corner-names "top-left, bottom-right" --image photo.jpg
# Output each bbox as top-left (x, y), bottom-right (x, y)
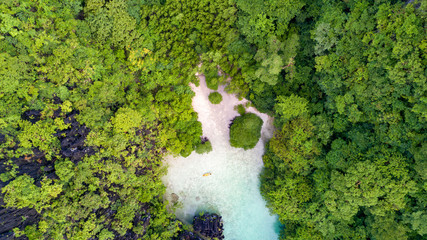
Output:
top-left (208, 92), bottom-right (223, 105)
top-left (0, 0), bottom-right (425, 239)
top-left (229, 113), bottom-right (263, 150)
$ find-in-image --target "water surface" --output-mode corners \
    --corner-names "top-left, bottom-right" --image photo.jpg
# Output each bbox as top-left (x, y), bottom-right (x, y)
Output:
top-left (163, 75), bottom-right (279, 240)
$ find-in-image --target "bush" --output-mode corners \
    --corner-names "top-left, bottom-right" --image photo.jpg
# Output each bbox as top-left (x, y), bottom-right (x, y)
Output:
top-left (236, 104), bottom-right (246, 115)
top-left (208, 92), bottom-right (223, 104)
top-left (229, 113), bottom-right (263, 150)
top-left (205, 70), bottom-right (220, 90)
top-left (195, 140), bottom-right (212, 154)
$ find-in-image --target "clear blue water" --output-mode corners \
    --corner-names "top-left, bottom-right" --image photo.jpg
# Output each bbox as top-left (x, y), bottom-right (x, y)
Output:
top-left (163, 75), bottom-right (279, 240)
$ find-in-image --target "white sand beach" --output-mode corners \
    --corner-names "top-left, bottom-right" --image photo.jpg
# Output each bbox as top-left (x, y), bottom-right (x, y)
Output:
top-left (162, 73), bottom-right (279, 240)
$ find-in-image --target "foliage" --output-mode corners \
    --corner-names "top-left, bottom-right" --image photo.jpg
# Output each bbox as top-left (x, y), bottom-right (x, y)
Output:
top-left (195, 141), bottom-right (213, 155)
top-left (258, 1), bottom-right (426, 239)
top-left (0, 0), bottom-right (206, 238)
top-left (2, 175), bottom-right (62, 212)
top-left (0, 0), bottom-right (425, 239)
top-left (208, 92), bottom-right (223, 105)
top-left (275, 94), bottom-right (309, 123)
top-left (236, 104), bottom-right (246, 115)
top-left (269, 117), bottom-right (318, 175)
top-left (229, 113), bottom-right (263, 150)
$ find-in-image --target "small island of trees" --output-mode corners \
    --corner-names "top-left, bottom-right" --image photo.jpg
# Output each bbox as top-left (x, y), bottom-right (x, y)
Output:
top-left (229, 113), bottom-right (263, 150)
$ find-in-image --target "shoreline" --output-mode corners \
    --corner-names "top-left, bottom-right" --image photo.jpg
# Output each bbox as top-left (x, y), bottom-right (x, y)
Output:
top-left (162, 73), bottom-right (278, 240)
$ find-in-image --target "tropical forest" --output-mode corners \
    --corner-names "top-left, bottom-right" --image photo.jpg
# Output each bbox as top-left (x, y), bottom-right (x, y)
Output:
top-left (0, 0), bottom-right (425, 239)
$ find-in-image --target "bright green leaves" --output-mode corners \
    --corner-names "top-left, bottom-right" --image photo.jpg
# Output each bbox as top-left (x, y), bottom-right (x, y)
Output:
top-left (0, 53), bottom-right (31, 96)
top-left (195, 140), bottom-right (212, 154)
top-left (0, 0), bottom-right (201, 239)
top-left (312, 22), bottom-right (338, 56)
top-left (266, 176), bottom-right (313, 222)
top-left (17, 119), bottom-right (59, 159)
top-left (111, 107), bottom-right (143, 134)
top-left (112, 199), bottom-right (139, 235)
top-left (0, 13), bottom-right (22, 37)
top-left (0, 0), bottom-right (424, 239)
top-left (98, 229), bottom-right (115, 240)
top-left (208, 92), bottom-right (223, 104)
top-left (260, 1), bottom-right (426, 239)
top-left (367, 213), bottom-right (410, 240)
top-left (0, 162), bottom-right (18, 182)
top-left (85, 0), bottom-right (138, 48)
top-left (2, 175), bottom-right (62, 212)
top-left (261, 125), bottom-right (316, 225)
top-left (55, 159), bottom-right (76, 184)
top-left (403, 210), bottom-right (427, 236)
top-left (249, 33), bottom-right (299, 88)
top-left (254, 48), bottom-right (283, 85)
top-left (2, 175), bottom-right (40, 209)
top-left (327, 149), bottom-right (416, 221)
top-left (270, 117), bottom-right (318, 175)
top-left (313, 0), bottom-right (426, 136)
top-left (275, 94), bottom-right (309, 123)
top-left (310, 114), bottom-right (333, 146)
top-left (243, 13), bottom-right (276, 45)
top-left (139, 0), bottom-right (238, 85)
top-left (236, 0), bottom-right (304, 46)
top-left (31, 150), bottom-right (168, 238)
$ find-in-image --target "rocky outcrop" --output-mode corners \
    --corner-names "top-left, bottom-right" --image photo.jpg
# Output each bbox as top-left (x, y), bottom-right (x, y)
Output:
top-left (0, 111), bottom-right (94, 238)
top-left (21, 110), bottom-right (41, 124)
top-left (174, 230), bottom-right (203, 240)
top-left (55, 112), bottom-right (95, 163)
top-left (193, 213), bottom-right (224, 240)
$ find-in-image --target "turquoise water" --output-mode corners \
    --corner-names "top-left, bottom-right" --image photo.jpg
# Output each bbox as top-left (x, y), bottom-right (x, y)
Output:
top-left (163, 75), bottom-right (279, 240)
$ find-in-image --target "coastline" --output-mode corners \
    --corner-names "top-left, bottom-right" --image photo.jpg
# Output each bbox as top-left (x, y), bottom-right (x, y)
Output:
top-left (162, 73), bottom-right (278, 240)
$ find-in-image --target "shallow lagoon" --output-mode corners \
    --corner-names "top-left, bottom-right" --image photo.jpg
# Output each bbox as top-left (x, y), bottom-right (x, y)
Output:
top-left (163, 75), bottom-right (279, 240)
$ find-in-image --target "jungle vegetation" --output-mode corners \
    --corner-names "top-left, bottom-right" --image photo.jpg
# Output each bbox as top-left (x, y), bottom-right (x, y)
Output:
top-left (0, 0), bottom-right (425, 239)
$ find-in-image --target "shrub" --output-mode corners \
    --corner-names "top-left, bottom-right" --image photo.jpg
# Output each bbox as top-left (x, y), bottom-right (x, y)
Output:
top-left (229, 113), bottom-right (263, 150)
top-left (205, 70), bottom-right (220, 90)
top-left (195, 140), bottom-right (212, 154)
top-left (236, 104), bottom-right (246, 115)
top-left (208, 92), bottom-right (223, 104)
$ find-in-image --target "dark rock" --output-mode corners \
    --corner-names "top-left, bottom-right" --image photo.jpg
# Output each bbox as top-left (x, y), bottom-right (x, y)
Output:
top-left (43, 166), bottom-right (53, 172)
top-left (56, 112), bottom-right (95, 163)
top-left (0, 148), bottom-right (52, 237)
top-left (52, 107), bottom-right (62, 118)
top-left (174, 230), bottom-right (203, 240)
top-left (53, 96), bottom-right (62, 104)
top-left (193, 213), bottom-right (224, 239)
top-left (0, 133), bottom-right (5, 144)
top-left (171, 193), bottom-right (179, 204)
top-left (0, 231), bottom-right (14, 240)
top-left (0, 198), bottom-right (40, 236)
top-left (201, 136), bottom-right (209, 144)
top-left (172, 219), bottom-right (203, 240)
top-left (21, 110), bottom-right (41, 124)
top-left (17, 162), bottom-right (42, 180)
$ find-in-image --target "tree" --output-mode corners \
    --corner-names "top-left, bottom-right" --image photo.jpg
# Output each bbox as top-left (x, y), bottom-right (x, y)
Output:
top-left (275, 94), bottom-right (309, 123)
top-left (269, 117), bottom-right (318, 175)
top-left (208, 92), bottom-right (223, 104)
top-left (2, 175), bottom-right (62, 212)
top-left (195, 140), bottom-right (213, 154)
top-left (229, 113), bottom-right (263, 150)
top-left (111, 107), bottom-right (143, 134)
